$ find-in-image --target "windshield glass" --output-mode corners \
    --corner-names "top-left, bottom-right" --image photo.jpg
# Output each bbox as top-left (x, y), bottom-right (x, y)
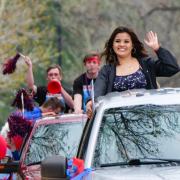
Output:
top-left (24, 120), bottom-right (86, 165)
top-left (93, 104), bottom-right (180, 167)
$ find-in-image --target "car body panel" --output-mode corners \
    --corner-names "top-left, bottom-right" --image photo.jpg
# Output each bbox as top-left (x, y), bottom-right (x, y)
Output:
top-left (22, 164), bottom-right (41, 180)
top-left (89, 165), bottom-right (180, 180)
top-left (96, 88), bottom-right (180, 110)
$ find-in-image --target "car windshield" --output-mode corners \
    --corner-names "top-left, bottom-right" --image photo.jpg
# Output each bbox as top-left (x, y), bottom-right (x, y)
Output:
top-left (24, 120), bottom-right (86, 165)
top-left (93, 104), bottom-right (180, 167)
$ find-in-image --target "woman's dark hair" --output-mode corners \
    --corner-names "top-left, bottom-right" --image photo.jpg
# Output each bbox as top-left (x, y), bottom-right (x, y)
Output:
top-left (101, 26), bottom-right (148, 65)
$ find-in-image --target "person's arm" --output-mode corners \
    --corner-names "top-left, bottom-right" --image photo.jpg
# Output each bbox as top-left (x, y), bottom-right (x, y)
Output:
top-left (42, 111), bottom-right (57, 116)
top-left (61, 87), bottom-right (74, 109)
top-left (73, 76), bottom-right (84, 113)
top-left (74, 94), bottom-right (83, 113)
top-left (24, 56), bottom-right (37, 92)
top-left (154, 47), bottom-right (179, 76)
top-left (144, 31), bottom-right (179, 76)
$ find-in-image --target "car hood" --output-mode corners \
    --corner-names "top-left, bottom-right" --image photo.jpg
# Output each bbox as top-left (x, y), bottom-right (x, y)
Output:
top-left (22, 164), bottom-right (41, 180)
top-left (91, 164), bottom-right (180, 180)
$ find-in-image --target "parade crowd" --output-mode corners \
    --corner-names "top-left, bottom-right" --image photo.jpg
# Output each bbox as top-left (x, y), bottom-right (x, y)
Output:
top-left (0, 26), bottom-right (179, 179)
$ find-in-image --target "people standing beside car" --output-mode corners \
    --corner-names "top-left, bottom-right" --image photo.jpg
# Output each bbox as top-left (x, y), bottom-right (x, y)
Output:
top-left (23, 96), bottom-right (65, 120)
top-left (0, 89), bottom-right (65, 156)
top-left (73, 52), bottom-right (101, 113)
top-left (86, 26), bottom-right (179, 116)
top-left (10, 88), bottom-right (65, 121)
top-left (24, 57), bottom-right (74, 112)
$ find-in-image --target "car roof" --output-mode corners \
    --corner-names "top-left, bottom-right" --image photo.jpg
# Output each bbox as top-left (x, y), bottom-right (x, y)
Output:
top-left (33, 113), bottom-right (87, 127)
top-left (96, 88), bottom-right (180, 110)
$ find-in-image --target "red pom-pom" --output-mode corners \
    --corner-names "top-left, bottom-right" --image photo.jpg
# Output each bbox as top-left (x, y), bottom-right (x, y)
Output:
top-left (8, 113), bottom-right (32, 138)
top-left (73, 157), bottom-right (84, 175)
top-left (2, 53), bottom-right (20, 75)
top-left (12, 135), bottom-right (23, 151)
top-left (0, 135), bottom-right (7, 160)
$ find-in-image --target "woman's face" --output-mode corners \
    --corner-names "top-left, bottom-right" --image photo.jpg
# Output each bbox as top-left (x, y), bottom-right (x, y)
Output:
top-left (112, 32), bottom-right (133, 58)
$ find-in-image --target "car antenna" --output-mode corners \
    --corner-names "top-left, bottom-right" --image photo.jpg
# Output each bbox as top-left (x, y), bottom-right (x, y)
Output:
top-left (91, 79), bottom-right (95, 111)
top-left (21, 92), bottom-right (24, 118)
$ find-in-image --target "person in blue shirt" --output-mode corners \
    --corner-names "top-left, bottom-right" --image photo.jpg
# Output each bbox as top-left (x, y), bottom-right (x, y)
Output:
top-left (24, 96), bottom-right (65, 121)
top-left (11, 88), bottom-right (64, 122)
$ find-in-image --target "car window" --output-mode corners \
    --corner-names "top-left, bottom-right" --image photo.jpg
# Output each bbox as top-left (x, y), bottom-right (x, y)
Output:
top-left (24, 120), bottom-right (86, 165)
top-left (93, 104), bottom-right (180, 167)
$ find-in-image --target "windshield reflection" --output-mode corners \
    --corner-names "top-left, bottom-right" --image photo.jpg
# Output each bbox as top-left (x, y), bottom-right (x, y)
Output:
top-left (25, 121), bottom-right (85, 165)
top-left (93, 105), bottom-right (180, 167)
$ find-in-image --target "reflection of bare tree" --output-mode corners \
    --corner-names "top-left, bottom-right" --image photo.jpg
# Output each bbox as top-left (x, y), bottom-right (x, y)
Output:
top-left (94, 105), bottom-right (180, 166)
top-left (25, 123), bottom-right (83, 165)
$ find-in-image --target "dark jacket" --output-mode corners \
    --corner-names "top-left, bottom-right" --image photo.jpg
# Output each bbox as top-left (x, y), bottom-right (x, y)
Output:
top-left (94, 47), bottom-right (179, 100)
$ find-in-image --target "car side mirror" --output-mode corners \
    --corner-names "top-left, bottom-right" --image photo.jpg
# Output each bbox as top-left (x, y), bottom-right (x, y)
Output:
top-left (41, 155), bottom-right (67, 180)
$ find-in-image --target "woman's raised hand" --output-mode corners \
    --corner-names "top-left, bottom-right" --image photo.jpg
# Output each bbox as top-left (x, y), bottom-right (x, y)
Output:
top-left (144, 31), bottom-right (160, 51)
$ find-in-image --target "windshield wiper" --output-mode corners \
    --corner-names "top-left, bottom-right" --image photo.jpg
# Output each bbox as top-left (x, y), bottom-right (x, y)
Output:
top-left (100, 162), bottom-right (129, 167)
top-left (100, 158), bottom-right (180, 167)
top-left (27, 161), bottom-right (41, 166)
top-left (138, 158), bottom-right (180, 164)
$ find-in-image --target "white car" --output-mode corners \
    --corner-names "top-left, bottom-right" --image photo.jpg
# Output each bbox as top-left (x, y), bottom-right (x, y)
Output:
top-left (42, 88), bottom-right (180, 180)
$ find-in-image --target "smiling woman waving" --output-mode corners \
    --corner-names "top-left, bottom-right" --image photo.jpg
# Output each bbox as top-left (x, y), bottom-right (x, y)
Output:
top-left (86, 26), bottom-right (179, 117)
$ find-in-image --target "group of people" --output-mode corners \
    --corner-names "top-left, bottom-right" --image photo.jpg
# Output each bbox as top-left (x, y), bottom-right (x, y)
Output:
top-left (23, 52), bottom-right (101, 113)
top-left (24, 26), bottom-right (179, 116)
top-left (0, 26), bottom-right (179, 167)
